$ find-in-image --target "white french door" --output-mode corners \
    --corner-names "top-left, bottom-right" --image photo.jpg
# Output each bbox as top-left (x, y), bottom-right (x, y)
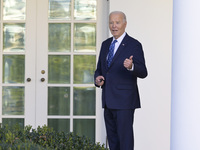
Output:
top-left (0, 0), bottom-right (109, 143)
top-left (0, 0), bottom-right (37, 127)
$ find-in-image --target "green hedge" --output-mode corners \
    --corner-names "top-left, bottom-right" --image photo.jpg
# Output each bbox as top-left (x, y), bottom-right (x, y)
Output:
top-left (0, 124), bottom-right (108, 150)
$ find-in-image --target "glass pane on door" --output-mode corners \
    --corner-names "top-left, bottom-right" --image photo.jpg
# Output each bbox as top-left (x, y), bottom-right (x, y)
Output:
top-left (3, 0), bottom-right (26, 20)
top-left (3, 23), bottom-right (25, 52)
top-left (2, 86), bottom-right (24, 115)
top-left (74, 0), bottom-right (96, 20)
top-left (48, 87), bottom-right (70, 115)
top-left (48, 23), bottom-right (71, 52)
top-left (48, 55), bottom-right (70, 84)
top-left (2, 118), bottom-right (24, 128)
top-left (49, 0), bottom-right (71, 20)
top-left (74, 23), bottom-right (96, 52)
top-left (3, 55), bottom-right (25, 83)
top-left (73, 55), bottom-right (96, 84)
top-left (48, 119), bottom-right (70, 132)
top-left (73, 87), bottom-right (95, 115)
top-left (73, 119), bottom-right (95, 141)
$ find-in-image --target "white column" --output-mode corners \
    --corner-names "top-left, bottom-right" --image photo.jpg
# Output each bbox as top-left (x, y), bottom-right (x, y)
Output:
top-left (171, 0), bottom-right (200, 150)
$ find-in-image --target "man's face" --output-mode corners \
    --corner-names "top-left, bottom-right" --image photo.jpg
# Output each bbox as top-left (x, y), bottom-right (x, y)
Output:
top-left (109, 13), bottom-right (127, 39)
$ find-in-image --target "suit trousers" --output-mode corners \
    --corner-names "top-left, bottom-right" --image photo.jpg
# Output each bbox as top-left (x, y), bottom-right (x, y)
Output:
top-left (104, 108), bottom-right (135, 150)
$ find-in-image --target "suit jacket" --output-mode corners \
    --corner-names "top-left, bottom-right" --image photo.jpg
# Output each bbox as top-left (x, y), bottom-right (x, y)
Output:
top-left (94, 33), bottom-right (148, 109)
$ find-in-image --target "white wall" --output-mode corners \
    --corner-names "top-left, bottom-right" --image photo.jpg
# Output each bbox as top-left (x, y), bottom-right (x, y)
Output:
top-left (171, 1), bottom-right (200, 150)
top-left (110, 0), bottom-right (172, 150)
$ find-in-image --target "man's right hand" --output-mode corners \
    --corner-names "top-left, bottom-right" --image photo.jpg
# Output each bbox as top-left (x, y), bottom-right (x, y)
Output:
top-left (95, 76), bottom-right (105, 86)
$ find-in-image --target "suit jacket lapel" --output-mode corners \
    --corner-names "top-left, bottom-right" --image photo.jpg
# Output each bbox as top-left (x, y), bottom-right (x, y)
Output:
top-left (109, 34), bottom-right (130, 68)
top-left (105, 38), bottom-right (113, 70)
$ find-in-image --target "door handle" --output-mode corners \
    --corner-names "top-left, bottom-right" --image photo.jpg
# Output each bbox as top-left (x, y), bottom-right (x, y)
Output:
top-left (41, 78), bottom-right (45, 82)
top-left (27, 78), bottom-right (31, 82)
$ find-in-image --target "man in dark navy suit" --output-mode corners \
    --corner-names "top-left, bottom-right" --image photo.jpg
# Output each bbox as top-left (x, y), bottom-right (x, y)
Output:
top-left (94, 11), bottom-right (147, 150)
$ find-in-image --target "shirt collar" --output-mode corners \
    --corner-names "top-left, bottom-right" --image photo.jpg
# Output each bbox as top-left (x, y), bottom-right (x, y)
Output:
top-left (112, 32), bottom-right (126, 44)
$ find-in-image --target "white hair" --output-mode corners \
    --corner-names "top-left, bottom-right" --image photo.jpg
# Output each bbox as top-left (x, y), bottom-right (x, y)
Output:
top-left (109, 11), bottom-right (127, 23)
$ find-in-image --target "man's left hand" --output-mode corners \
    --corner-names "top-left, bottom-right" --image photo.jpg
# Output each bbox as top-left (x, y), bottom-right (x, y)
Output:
top-left (124, 55), bottom-right (133, 69)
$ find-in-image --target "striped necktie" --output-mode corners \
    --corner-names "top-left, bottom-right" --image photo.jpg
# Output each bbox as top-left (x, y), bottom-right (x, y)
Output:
top-left (107, 40), bottom-right (117, 67)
